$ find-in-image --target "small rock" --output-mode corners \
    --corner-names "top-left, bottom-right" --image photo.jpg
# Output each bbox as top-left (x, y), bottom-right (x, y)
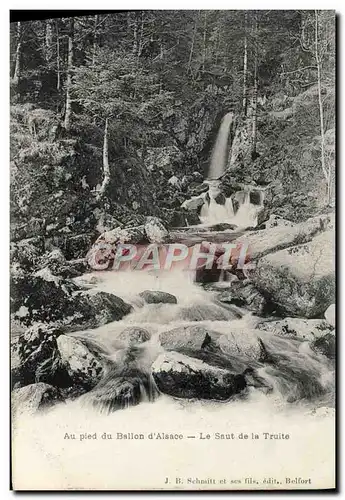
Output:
top-left (118, 327), bottom-right (151, 346)
top-left (139, 290), bottom-right (177, 304)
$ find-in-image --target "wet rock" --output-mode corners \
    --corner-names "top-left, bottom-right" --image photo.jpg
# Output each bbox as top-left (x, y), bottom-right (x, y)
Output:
top-left (207, 223), bottom-right (238, 231)
top-left (118, 327), bottom-right (151, 346)
top-left (216, 331), bottom-right (267, 362)
top-left (70, 290), bottom-right (133, 330)
top-left (218, 280), bottom-right (267, 315)
top-left (144, 217), bottom-right (169, 243)
top-left (139, 290), bottom-right (177, 304)
top-left (160, 324), bottom-right (265, 362)
top-left (11, 324), bottom-right (71, 388)
top-left (310, 333), bottom-right (335, 360)
top-left (11, 270), bottom-right (132, 329)
top-left (214, 192), bottom-right (226, 205)
top-left (181, 195), bottom-right (205, 214)
top-left (324, 304), bottom-right (335, 328)
top-left (160, 325), bottom-right (220, 353)
top-left (179, 303), bottom-right (239, 321)
top-left (248, 231), bottom-right (335, 317)
top-left (57, 335), bottom-right (105, 390)
top-left (256, 318), bottom-right (333, 342)
top-left (12, 383), bottom-right (64, 417)
top-left (152, 351), bottom-right (246, 400)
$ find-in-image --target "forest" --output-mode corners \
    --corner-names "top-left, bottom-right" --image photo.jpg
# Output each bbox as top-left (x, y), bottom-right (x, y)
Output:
top-left (10, 11), bottom-right (336, 418)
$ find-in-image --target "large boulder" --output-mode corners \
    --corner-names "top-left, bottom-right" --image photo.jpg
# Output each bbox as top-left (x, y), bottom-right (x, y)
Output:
top-left (11, 270), bottom-right (132, 329)
top-left (57, 335), bottom-right (105, 390)
top-left (11, 324), bottom-right (70, 388)
top-left (232, 213), bottom-right (334, 263)
top-left (144, 217), bottom-right (169, 243)
top-left (12, 383), bottom-right (64, 417)
top-left (256, 318), bottom-right (334, 342)
top-left (179, 303), bottom-right (240, 321)
top-left (139, 290), bottom-right (177, 305)
top-left (248, 231), bottom-right (335, 318)
top-left (160, 324), bottom-right (266, 363)
top-left (152, 351), bottom-right (246, 400)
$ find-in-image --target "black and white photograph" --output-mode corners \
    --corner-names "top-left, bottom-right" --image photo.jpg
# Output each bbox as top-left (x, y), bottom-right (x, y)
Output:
top-left (10, 9), bottom-right (336, 490)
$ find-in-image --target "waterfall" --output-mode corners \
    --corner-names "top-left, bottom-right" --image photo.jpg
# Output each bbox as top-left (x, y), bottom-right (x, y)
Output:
top-left (207, 112), bottom-right (234, 180)
top-left (200, 112), bottom-right (264, 229)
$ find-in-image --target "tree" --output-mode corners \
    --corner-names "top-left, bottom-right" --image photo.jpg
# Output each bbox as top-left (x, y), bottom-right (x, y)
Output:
top-left (64, 17), bottom-right (74, 130)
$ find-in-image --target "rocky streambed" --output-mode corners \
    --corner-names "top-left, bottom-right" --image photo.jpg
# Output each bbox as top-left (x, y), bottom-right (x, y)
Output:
top-left (11, 212), bottom-right (335, 419)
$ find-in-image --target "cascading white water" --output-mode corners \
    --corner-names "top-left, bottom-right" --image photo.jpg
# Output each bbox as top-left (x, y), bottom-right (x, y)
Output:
top-left (200, 183), bottom-right (264, 229)
top-left (201, 112), bottom-right (264, 229)
top-left (207, 112), bottom-right (234, 180)
top-left (13, 268), bottom-right (334, 489)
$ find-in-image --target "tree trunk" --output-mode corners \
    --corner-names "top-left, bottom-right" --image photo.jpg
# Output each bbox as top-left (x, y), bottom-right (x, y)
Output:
top-left (242, 12), bottom-right (248, 114)
top-left (56, 20), bottom-right (61, 92)
top-left (64, 18), bottom-right (74, 131)
top-left (314, 10), bottom-right (329, 202)
top-left (202, 11), bottom-right (207, 73)
top-left (98, 118), bottom-right (110, 199)
top-left (132, 16), bottom-right (138, 55)
top-left (251, 13), bottom-right (258, 156)
top-left (45, 19), bottom-right (54, 63)
top-left (187, 12), bottom-right (198, 75)
top-left (92, 14), bottom-right (99, 68)
top-left (137, 12), bottom-right (144, 58)
top-left (13, 22), bottom-right (22, 85)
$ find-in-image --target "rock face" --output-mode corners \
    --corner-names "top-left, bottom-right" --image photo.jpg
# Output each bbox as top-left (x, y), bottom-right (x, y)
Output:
top-left (324, 304), bottom-right (335, 328)
top-left (139, 290), bottom-right (177, 304)
top-left (248, 231), bottom-right (335, 318)
top-left (57, 335), bottom-right (105, 389)
top-left (12, 383), bottom-right (63, 417)
top-left (257, 318), bottom-right (333, 342)
top-left (117, 327), bottom-right (151, 346)
top-left (152, 351), bottom-right (246, 400)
